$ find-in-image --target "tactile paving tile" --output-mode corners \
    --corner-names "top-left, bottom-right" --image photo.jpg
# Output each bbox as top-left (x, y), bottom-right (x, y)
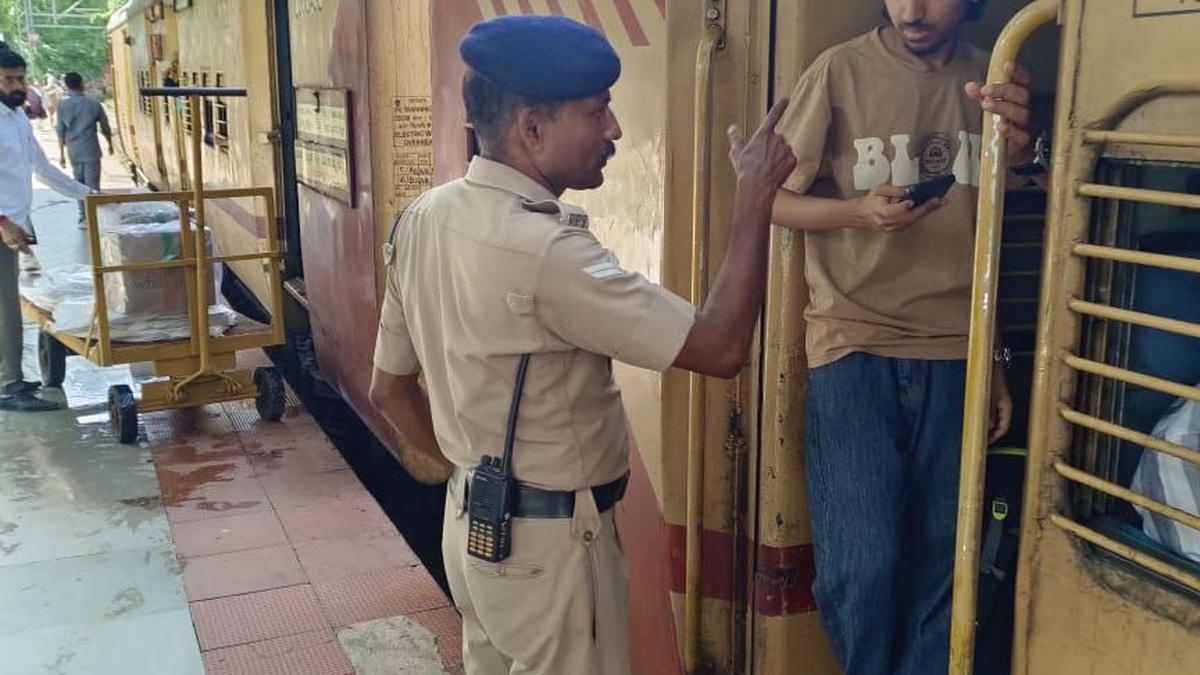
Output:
top-left (247, 443), bottom-right (348, 479)
top-left (223, 401), bottom-right (263, 434)
top-left (276, 496), bottom-right (395, 542)
top-left (314, 566), bottom-right (452, 627)
top-left (293, 529), bottom-right (420, 583)
top-left (202, 628), bottom-right (354, 675)
top-left (238, 416), bottom-right (327, 452)
top-left (409, 606), bottom-right (464, 670)
top-left (143, 405), bottom-right (237, 441)
top-left (181, 544), bottom-right (308, 601)
top-left (169, 511), bottom-right (289, 559)
top-left (157, 455), bottom-right (257, 490)
top-left (191, 584), bottom-right (329, 651)
top-left (163, 477), bottom-right (272, 523)
top-left (260, 469), bottom-right (368, 511)
top-left (152, 433), bottom-right (246, 465)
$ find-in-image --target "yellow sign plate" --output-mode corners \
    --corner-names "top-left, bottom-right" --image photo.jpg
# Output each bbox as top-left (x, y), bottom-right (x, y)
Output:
top-left (1134, 0), bottom-right (1200, 17)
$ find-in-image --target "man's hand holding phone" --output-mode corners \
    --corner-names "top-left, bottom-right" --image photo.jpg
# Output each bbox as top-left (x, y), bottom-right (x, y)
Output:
top-left (854, 175), bottom-right (951, 233)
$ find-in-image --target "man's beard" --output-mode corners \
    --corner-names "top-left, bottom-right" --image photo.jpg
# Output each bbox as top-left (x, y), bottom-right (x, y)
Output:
top-left (2, 90), bottom-right (26, 109)
top-left (904, 37), bottom-right (952, 57)
top-left (898, 22), bottom-right (955, 58)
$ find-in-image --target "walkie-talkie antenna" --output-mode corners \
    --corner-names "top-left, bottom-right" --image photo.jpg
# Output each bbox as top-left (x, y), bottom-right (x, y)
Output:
top-left (499, 354), bottom-right (531, 475)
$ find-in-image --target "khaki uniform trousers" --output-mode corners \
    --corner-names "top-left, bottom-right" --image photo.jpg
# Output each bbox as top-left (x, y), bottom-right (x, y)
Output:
top-left (443, 469), bottom-right (631, 675)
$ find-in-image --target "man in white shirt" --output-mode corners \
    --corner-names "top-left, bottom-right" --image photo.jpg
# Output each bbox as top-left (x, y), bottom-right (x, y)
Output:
top-left (0, 48), bottom-right (93, 411)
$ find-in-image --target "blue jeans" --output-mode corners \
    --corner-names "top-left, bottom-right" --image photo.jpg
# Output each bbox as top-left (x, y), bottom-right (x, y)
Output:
top-left (805, 353), bottom-right (966, 675)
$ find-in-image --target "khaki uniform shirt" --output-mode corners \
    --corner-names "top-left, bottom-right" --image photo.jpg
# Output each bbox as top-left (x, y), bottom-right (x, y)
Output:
top-left (373, 157), bottom-right (696, 491)
top-left (776, 28), bottom-right (990, 368)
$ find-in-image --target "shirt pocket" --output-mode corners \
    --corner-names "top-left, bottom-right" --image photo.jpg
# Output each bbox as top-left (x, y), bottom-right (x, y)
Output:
top-left (505, 292), bottom-right (535, 316)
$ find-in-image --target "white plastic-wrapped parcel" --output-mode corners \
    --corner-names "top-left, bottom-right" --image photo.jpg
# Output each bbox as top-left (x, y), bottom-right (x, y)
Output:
top-left (20, 201), bottom-right (237, 342)
top-left (24, 263), bottom-right (237, 343)
top-left (98, 220), bottom-right (217, 315)
top-left (1130, 391), bottom-right (1200, 562)
top-left (95, 199), bottom-right (181, 230)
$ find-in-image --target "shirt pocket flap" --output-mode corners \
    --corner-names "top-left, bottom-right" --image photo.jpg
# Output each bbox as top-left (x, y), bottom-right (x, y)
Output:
top-left (506, 292), bottom-right (536, 316)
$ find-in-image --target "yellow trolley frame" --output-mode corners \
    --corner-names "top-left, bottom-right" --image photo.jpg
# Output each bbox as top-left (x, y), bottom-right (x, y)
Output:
top-left (20, 90), bottom-right (285, 442)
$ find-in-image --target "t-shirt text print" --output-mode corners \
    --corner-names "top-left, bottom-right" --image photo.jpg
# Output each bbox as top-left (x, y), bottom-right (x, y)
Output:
top-left (852, 131), bottom-right (982, 190)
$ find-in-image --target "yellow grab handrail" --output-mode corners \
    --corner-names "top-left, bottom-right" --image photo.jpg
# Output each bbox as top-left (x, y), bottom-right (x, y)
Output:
top-left (949, 2), bottom-right (1058, 673)
top-left (1059, 405), bottom-right (1200, 467)
top-left (684, 20), bottom-right (723, 675)
top-left (1068, 298), bottom-right (1200, 340)
top-left (1077, 183), bottom-right (1200, 211)
top-left (1063, 353), bottom-right (1200, 402)
top-left (1054, 461), bottom-right (1200, 532)
top-left (1073, 243), bottom-right (1200, 276)
top-left (190, 95), bottom-right (211, 376)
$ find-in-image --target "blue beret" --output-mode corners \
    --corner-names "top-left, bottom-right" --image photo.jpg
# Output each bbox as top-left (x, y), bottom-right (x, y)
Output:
top-left (459, 15), bottom-right (621, 102)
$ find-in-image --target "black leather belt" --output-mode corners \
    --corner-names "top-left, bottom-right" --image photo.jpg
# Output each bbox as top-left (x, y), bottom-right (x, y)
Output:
top-left (490, 473), bottom-right (629, 519)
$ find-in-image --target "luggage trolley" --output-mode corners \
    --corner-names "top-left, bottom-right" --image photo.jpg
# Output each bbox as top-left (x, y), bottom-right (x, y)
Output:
top-left (20, 87), bottom-right (287, 443)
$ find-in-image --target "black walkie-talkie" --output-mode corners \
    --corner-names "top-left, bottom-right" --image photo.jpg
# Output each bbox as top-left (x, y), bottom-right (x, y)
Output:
top-left (467, 354), bottom-right (530, 562)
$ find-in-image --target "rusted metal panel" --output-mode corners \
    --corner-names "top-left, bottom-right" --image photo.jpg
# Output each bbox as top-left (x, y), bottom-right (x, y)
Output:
top-left (286, 0), bottom-right (379, 433)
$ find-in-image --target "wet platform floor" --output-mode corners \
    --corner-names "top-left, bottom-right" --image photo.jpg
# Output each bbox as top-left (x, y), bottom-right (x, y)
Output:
top-left (0, 124), bottom-right (463, 675)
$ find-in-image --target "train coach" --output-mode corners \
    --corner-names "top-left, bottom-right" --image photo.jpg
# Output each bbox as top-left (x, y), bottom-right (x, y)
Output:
top-left (106, 1), bottom-right (1200, 673)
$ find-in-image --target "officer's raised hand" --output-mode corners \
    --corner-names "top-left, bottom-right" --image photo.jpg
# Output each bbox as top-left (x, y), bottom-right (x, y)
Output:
top-left (727, 97), bottom-right (797, 199)
top-left (672, 98), bottom-right (797, 379)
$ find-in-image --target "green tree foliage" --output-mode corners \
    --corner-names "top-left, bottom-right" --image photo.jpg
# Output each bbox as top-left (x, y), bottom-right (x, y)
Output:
top-left (1, 0), bottom-right (122, 84)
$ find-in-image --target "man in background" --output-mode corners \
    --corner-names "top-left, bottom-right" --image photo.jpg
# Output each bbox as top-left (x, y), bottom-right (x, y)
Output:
top-left (56, 71), bottom-right (113, 223)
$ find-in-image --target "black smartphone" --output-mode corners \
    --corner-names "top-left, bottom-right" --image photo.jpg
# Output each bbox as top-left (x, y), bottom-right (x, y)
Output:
top-left (905, 174), bottom-right (956, 207)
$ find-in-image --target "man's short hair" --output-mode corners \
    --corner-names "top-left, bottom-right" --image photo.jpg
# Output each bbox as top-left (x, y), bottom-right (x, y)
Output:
top-left (462, 69), bottom-right (560, 153)
top-left (65, 72), bottom-right (84, 89)
top-left (0, 48), bottom-right (26, 70)
top-left (883, 0), bottom-right (988, 22)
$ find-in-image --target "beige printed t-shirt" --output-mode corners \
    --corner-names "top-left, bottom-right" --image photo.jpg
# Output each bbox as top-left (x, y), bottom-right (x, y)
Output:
top-left (776, 28), bottom-right (989, 368)
top-left (373, 157), bottom-right (696, 491)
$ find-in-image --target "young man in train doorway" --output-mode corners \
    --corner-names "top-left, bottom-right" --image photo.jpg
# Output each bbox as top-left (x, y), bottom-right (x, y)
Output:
top-left (771, 1), bottom-right (1045, 673)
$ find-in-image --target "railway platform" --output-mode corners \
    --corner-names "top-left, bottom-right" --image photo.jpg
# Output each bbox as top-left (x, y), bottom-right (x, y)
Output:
top-left (0, 122), bottom-right (463, 675)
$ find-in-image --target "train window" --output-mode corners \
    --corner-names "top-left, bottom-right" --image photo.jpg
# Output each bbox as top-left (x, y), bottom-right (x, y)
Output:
top-left (162, 73), bottom-right (171, 125)
top-left (201, 72), bottom-right (214, 148)
top-left (1067, 158), bottom-right (1200, 597)
top-left (139, 71), bottom-right (152, 116)
top-left (214, 72), bottom-right (229, 152)
top-left (182, 71), bottom-right (193, 135)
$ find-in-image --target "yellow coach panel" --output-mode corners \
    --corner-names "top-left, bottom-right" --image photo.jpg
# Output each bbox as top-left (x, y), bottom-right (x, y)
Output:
top-left (174, 0), bottom-right (279, 309)
top-left (365, 0), bottom-right (433, 302)
top-left (1012, 2), bottom-right (1200, 674)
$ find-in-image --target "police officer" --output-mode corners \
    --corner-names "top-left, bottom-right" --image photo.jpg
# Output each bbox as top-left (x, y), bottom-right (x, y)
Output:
top-left (369, 15), bottom-right (795, 675)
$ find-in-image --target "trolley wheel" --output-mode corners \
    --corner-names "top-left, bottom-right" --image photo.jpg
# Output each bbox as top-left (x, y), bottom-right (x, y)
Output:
top-left (253, 367), bottom-right (286, 422)
top-left (38, 331), bottom-right (67, 388)
top-left (108, 384), bottom-right (138, 444)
